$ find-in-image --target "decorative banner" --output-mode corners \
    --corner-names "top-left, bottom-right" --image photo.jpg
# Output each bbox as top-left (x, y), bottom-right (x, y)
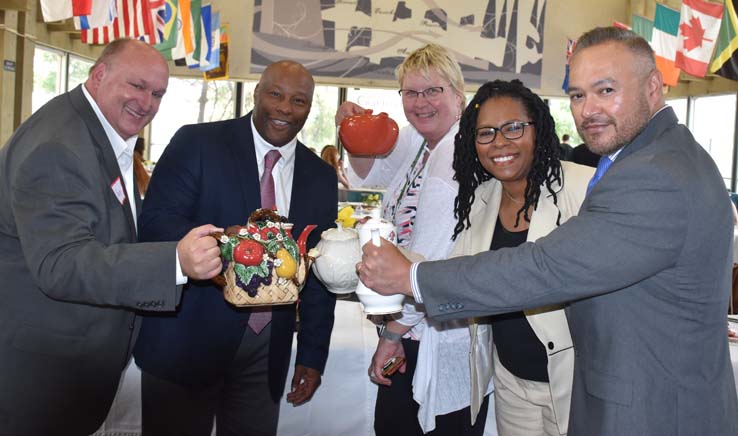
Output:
top-left (249, 0), bottom-right (547, 87)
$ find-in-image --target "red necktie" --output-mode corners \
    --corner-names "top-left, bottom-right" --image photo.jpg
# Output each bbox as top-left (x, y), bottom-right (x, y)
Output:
top-left (248, 149), bottom-right (282, 334)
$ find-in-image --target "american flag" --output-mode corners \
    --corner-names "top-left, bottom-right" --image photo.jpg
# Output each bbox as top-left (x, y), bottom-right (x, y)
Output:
top-left (81, 0), bottom-right (155, 45)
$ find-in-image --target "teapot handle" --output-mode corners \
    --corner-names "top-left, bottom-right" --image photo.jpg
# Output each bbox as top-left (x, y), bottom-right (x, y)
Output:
top-left (371, 228), bottom-right (381, 247)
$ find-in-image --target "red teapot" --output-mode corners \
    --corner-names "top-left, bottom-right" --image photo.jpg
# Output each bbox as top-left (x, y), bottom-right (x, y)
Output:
top-left (339, 111), bottom-right (399, 156)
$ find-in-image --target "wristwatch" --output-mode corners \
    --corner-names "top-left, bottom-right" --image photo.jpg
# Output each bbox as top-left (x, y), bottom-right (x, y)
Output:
top-left (379, 326), bottom-right (403, 342)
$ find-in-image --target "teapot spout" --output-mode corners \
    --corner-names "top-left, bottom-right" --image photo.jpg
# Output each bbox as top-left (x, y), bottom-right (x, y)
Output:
top-left (297, 224), bottom-right (318, 255)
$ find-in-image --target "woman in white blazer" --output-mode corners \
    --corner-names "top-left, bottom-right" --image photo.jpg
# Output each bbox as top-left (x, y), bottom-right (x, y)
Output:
top-left (449, 80), bottom-right (594, 436)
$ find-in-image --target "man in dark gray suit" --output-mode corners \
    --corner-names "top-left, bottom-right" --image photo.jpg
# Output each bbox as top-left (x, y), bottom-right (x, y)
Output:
top-left (0, 39), bottom-right (222, 435)
top-left (359, 27), bottom-right (738, 435)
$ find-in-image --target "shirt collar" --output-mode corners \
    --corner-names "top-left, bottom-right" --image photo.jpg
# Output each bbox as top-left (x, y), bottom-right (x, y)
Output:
top-left (250, 115), bottom-right (297, 169)
top-left (81, 84), bottom-right (137, 163)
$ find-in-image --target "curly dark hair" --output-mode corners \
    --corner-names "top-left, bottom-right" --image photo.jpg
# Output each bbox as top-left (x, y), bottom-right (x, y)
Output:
top-left (452, 79), bottom-right (563, 240)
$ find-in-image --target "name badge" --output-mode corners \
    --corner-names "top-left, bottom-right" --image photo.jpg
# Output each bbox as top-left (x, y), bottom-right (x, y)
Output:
top-left (111, 177), bottom-right (126, 205)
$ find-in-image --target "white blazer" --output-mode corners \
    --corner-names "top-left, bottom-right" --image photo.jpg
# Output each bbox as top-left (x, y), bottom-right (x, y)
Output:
top-left (458, 161), bottom-right (594, 433)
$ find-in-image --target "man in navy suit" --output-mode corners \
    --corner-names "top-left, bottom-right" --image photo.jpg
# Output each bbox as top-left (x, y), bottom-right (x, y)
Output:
top-left (133, 60), bottom-right (337, 435)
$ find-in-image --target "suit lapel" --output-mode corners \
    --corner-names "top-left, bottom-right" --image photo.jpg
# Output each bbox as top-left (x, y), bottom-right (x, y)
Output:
top-left (227, 113), bottom-right (261, 214)
top-left (69, 86), bottom-right (137, 240)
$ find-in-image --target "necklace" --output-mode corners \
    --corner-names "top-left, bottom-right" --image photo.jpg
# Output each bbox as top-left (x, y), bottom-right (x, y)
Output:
top-left (502, 188), bottom-right (525, 204)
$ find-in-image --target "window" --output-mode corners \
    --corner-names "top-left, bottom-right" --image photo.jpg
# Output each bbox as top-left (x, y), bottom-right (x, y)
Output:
top-left (242, 83), bottom-right (340, 154)
top-left (690, 94), bottom-right (736, 188)
top-left (149, 78), bottom-right (236, 162)
top-left (667, 98), bottom-right (688, 125)
top-left (32, 46), bottom-right (65, 113)
top-left (547, 97), bottom-right (582, 145)
top-left (68, 55), bottom-right (94, 90)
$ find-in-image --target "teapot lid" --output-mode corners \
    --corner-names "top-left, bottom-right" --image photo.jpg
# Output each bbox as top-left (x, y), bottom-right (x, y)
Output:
top-left (321, 221), bottom-right (359, 241)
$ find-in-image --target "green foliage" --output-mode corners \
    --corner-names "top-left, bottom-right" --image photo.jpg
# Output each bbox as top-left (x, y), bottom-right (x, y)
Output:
top-left (548, 99), bottom-right (582, 145)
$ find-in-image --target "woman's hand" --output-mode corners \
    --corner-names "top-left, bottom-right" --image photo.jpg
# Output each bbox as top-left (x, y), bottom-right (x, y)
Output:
top-left (368, 337), bottom-right (406, 386)
top-left (335, 101), bottom-right (372, 126)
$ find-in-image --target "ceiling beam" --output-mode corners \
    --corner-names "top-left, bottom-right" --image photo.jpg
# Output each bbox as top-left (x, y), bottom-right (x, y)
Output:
top-left (0, 0), bottom-right (30, 11)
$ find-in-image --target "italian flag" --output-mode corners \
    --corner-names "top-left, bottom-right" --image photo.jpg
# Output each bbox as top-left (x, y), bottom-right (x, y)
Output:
top-left (652, 3), bottom-right (681, 86)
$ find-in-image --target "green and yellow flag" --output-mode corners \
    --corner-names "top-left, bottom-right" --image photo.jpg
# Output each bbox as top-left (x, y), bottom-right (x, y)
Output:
top-left (710, 0), bottom-right (738, 81)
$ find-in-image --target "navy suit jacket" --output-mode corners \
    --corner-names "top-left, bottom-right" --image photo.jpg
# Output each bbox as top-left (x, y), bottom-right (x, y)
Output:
top-left (133, 113), bottom-right (337, 401)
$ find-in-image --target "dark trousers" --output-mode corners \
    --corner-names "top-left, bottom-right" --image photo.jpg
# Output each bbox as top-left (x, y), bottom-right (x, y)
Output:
top-left (140, 324), bottom-right (279, 436)
top-left (374, 337), bottom-right (490, 436)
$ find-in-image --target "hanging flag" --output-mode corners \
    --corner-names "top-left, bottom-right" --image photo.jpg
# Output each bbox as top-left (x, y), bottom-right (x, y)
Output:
top-left (162, 0), bottom-right (179, 39)
top-left (710, 0), bottom-right (738, 80)
top-left (561, 38), bottom-right (576, 92)
top-left (632, 15), bottom-right (654, 42)
top-left (40, 1), bottom-right (73, 22)
top-left (613, 21), bottom-right (631, 30)
top-left (147, 0), bottom-right (167, 44)
top-left (199, 4), bottom-right (213, 70)
top-left (155, 0), bottom-right (179, 54)
top-left (74, 0), bottom-right (116, 30)
top-left (652, 3), bottom-right (682, 86)
top-left (72, 0), bottom-right (92, 16)
top-left (180, 0), bottom-right (195, 54)
top-left (81, 0), bottom-right (154, 45)
top-left (204, 23), bottom-right (228, 81)
top-left (185, 0), bottom-right (203, 68)
top-left (202, 12), bottom-right (221, 72)
top-left (675, 0), bottom-right (724, 78)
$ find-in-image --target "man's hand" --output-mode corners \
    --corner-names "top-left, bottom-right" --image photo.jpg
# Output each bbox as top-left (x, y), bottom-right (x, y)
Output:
top-left (335, 101), bottom-right (371, 126)
top-left (286, 365), bottom-right (321, 406)
top-left (368, 337), bottom-right (406, 386)
top-left (358, 238), bottom-right (413, 296)
top-left (177, 224), bottom-right (223, 280)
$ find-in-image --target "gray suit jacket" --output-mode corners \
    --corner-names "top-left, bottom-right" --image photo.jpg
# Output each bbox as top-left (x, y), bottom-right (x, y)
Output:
top-left (418, 107), bottom-right (738, 435)
top-left (0, 86), bottom-right (181, 435)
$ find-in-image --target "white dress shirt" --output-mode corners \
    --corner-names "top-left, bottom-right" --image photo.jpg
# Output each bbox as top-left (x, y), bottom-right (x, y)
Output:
top-left (82, 85), bottom-right (186, 285)
top-left (250, 117), bottom-right (296, 216)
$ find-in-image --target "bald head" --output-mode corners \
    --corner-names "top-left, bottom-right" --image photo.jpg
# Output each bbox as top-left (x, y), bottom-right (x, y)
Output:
top-left (85, 38), bottom-right (169, 139)
top-left (252, 61), bottom-right (314, 147)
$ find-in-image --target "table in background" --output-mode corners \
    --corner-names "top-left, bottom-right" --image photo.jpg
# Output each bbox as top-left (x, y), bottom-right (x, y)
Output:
top-left (91, 300), bottom-right (499, 436)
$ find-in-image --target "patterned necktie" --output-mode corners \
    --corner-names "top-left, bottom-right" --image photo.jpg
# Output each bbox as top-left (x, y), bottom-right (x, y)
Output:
top-left (587, 155), bottom-right (613, 195)
top-left (248, 149), bottom-right (282, 334)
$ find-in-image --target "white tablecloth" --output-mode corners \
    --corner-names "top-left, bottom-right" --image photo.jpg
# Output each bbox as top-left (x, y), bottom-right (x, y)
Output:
top-left (91, 300), bottom-right (499, 436)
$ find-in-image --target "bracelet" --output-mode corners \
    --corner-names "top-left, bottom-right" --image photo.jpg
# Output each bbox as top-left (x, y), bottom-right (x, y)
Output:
top-left (380, 327), bottom-right (403, 342)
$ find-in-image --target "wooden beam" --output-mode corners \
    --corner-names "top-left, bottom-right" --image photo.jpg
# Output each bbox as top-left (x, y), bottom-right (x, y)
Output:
top-left (46, 21), bottom-right (77, 33)
top-left (0, 0), bottom-right (29, 11)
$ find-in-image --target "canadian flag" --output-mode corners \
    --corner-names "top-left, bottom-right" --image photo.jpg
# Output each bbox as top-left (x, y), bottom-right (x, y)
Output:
top-left (675, 0), bottom-right (724, 78)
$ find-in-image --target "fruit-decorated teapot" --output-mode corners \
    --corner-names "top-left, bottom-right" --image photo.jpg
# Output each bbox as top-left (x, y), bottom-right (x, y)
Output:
top-left (212, 209), bottom-right (319, 307)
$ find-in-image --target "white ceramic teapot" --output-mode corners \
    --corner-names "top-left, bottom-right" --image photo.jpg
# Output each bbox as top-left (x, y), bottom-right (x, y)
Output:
top-left (312, 222), bottom-right (361, 294)
top-left (354, 212), bottom-right (405, 314)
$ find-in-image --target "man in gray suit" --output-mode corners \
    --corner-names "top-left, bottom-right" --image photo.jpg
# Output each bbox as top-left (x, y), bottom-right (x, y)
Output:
top-left (0, 39), bottom-right (222, 435)
top-left (359, 27), bottom-right (738, 435)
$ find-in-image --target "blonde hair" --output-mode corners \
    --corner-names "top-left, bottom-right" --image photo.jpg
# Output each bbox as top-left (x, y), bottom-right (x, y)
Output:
top-left (396, 44), bottom-right (466, 107)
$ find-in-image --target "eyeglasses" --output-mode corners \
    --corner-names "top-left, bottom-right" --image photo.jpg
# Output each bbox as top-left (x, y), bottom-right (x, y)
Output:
top-left (474, 121), bottom-right (535, 144)
top-left (398, 86), bottom-right (445, 101)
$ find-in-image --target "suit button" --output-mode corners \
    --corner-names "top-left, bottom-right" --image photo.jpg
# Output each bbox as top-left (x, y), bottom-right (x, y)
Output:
top-left (548, 341), bottom-right (555, 350)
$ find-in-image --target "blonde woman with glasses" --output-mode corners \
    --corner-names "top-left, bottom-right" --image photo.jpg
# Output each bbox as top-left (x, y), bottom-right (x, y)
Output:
top-left (336, 44), bottom-right (494, 436)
